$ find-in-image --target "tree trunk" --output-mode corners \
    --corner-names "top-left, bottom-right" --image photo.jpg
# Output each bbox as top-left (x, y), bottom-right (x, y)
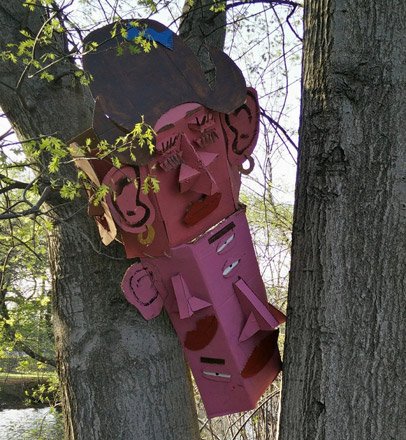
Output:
top-left (0, 2), bottom-right (201, 439)
top-left (279, 1), bottom-right (406, 439)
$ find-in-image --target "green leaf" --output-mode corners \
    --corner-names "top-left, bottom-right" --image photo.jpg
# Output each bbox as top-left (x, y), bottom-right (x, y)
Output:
top-left (141, 175), bottom-right (160, 194)
top-left (91, 184), bottom-right (110, 206)
top-left (40, 71), bottom-right (54, 82)
top-left (111, 156), bottom-right (122, 169)
top-left (60, 180), bottom-right (81, 200)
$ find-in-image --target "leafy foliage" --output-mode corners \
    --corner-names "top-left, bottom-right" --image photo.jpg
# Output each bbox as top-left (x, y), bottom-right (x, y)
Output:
top-left (0, 176), bottom-right (55, 372)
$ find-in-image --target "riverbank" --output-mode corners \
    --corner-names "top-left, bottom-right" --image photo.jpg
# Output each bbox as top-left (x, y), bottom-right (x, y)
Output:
top-left (0, 373), bottom-right (57, 410)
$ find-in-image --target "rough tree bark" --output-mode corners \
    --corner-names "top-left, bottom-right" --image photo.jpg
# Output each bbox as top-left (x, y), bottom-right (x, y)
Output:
top-left (0, 1), bottom-right (225, 439)
top-left (279, 1), bottom-right (406, 439)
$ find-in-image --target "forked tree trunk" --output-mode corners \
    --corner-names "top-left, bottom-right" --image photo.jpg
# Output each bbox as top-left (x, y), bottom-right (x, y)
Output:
top-left (0, 2), bottom-right (221, 439)
top-left (279, 1), bottom-right (406, 439)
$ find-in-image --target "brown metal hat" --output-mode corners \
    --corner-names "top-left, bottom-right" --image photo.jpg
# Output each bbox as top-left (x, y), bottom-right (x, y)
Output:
top-left (82, 19), bottom-right (247, 164)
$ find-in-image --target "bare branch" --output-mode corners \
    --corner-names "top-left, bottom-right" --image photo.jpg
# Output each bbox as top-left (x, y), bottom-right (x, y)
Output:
top-left (260, 107), bottom-right (298, 151)
top-left (0, 174), bottom-right (31, 194)
top-left (225, 0), bottom-right (301, 10)
top-left (0, 186), bottom-right (52, 220)
top-left (15, 339), bottom-right (56, 367)
top-left (0, 128), bottom-right (14, 142)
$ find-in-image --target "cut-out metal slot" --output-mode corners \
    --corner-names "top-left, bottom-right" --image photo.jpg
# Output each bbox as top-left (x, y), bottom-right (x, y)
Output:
top-left (208, 222), bottom-right (235, 244)
top-left (200, 357), bottom-right (225, 365)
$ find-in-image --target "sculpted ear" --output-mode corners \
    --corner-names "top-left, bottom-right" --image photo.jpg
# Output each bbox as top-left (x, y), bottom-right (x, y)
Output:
top-left (220, 88), bottom-right (260, 166)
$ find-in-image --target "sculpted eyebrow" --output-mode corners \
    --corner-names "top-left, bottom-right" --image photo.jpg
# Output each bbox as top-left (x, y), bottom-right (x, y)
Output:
top-left (208, 222), bottom-right (235, 244)
top-left (186, 107), bottom-right (201, 117)
top-left (156, 123), bottom-right (175, 134)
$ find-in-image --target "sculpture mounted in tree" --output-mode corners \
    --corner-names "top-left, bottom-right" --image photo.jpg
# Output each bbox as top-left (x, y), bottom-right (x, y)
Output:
top-left (70, 18), bottom-right (284, 418)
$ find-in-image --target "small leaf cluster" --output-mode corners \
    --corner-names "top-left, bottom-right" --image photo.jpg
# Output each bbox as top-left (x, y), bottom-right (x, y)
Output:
top-left (69, 120), bottom-right (157, 202)
top-left (1, 14), bottom-right (64, 83)
top-left (86, 118), bottom-right (156, 165)
top-left (74, 69), bottom-right (94, 86)
top-left (138, 0), bottom-right (158, 13)
top-left (142, 175), bottom-right (160, 194)
top-left (26, 136), bottom-right (67, 174)
top-left (91, 184), bottom-right (110, 206)
top-left (110, 21), bottom-right (158, 57)
top-left (116, 117), bottom-right (156, 159)
top-left (23, 0), bottom-right (54, 12)
top-left (210, 0), bottom-right (226, 13)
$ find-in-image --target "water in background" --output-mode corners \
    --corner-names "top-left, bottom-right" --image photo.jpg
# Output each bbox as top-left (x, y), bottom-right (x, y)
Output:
top-left (0, 408), bottom-right (62, 440)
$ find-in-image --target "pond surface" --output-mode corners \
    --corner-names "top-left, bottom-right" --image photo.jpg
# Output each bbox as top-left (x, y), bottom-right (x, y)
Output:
top-left (0, 407), bottom-right (61, 440)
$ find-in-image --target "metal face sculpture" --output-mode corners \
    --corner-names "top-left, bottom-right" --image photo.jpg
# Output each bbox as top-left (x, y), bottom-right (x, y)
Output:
top-left (70, 18), bottom-right (285, 419)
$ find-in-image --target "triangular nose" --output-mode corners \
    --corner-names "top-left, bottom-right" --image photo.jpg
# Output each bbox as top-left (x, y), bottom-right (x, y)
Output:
top-left (179, 163), bottom-right (201, 193)
top-left (192, 173), bottom-right (219, 196)
top-left (233, 278), bottom-right (281, 341)
top-left (239, 312), bottom-right (261, 342)
top-left (171, 273), bottom-right (211, 319)
top-left (196, 151), bottom-right (218, 167)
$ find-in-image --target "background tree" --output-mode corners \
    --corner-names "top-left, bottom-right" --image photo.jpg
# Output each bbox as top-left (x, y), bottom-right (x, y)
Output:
top-left (0, 200), bottom-right (55, 369)
top-left (279, 1), bottom-right (406, 439)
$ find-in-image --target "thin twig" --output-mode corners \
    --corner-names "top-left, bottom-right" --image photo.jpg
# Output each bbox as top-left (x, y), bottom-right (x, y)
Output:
top-left (0, 186), bottom-right (51, 220)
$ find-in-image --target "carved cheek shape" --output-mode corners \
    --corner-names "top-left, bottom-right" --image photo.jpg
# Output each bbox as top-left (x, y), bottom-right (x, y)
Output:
top-left (103, 166), bottom-right (155, 234)
top-left (184, 315), bottom-right (218, 351)
top-left (241, 330), bottom-right (281, 378)
top-left (121, 263), bottom-right (163, 320)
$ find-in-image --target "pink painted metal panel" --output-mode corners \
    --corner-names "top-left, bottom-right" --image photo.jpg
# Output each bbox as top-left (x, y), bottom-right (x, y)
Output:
top-left (122, 209), bottom-right (285, 417)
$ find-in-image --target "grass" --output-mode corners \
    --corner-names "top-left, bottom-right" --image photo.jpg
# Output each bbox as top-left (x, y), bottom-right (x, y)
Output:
top-left (0, 371), bottom-right (56, 380)
top-left (0, 371), bottom-right (58, 410)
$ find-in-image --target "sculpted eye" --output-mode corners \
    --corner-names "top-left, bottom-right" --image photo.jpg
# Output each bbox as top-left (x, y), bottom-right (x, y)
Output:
top-left (216, 233), bottom-right (235, 254)
top-left (188, 112), bottom-right (214, 131)
top-left (222, 259), bottom-right (240, 277)
top-left (196, 115), bottom-right (207, 126)
top-left (160, 135), bottom-right (178, 152)
top-left (202, 371), bottom-right (231, 380)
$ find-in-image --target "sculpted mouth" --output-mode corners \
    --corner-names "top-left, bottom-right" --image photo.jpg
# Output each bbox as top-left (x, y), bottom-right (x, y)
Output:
top-left (184, 315), bottom-right (218, 351)
top-left (183, 193), bottom-right (222, 226)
